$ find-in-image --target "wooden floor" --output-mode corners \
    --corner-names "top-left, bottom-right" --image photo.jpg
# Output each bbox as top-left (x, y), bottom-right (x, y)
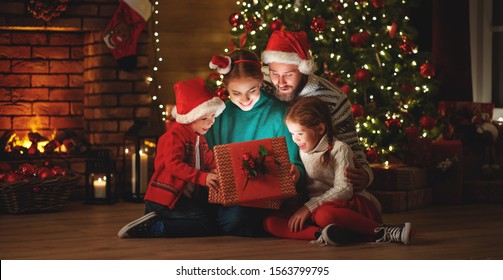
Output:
top-left (1, 201), bottom-right (503, 260)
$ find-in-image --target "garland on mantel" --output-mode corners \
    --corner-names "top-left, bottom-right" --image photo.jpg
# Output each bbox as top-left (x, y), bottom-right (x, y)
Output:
top-left (27, 0), bottom-right (70, 22)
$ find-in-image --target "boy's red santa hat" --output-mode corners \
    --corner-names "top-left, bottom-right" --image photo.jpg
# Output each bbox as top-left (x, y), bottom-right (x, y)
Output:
top-left (261, 30), bottom-right (317, 75)
top-left (171, 78), bottom-right (226, 124)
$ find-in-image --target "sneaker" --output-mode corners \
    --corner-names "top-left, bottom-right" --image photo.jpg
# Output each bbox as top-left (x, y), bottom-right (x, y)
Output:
top-left (117, 212), bottom-right (162, 238)
top-left (374, 222), bottom-right (411, 245)
top-left (310, 224), bottom-right (352, 247)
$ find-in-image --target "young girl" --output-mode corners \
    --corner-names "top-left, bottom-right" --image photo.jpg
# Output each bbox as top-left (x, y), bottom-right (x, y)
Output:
top-left (118, 78), bottom-right (225, 238)
top-left (205, 49), bottom-right (306, 237)
top-left (263, 96), bottom-right (412, 245)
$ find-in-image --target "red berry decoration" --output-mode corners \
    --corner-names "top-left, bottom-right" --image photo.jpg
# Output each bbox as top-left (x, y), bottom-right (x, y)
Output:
top-left (400, 36), bottom-right (415, 55)
top-left (355, 68), bottom-right (371, 82)
top-left (419, 115), bottom-right (438, 130)
top-left (269, 19), bottom-right (283, 31)
top-left (228, 12), bottom-right (243, 27)
top-left (310, 16), bottom-right (327, 33)
top-left (420, 62), bottom-right (436, 78)
top-left (351, 104), bottom-right (365, 119)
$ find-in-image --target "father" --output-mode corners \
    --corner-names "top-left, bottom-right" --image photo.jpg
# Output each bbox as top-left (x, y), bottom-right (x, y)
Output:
top-left (261, 30), bottom-right (373, 190)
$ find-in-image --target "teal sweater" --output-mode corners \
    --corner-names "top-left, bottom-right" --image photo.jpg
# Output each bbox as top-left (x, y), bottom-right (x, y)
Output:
top-left (206, 91), bottom-right (306, 186)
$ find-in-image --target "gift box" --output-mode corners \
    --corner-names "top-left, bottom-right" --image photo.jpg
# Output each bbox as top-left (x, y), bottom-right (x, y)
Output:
top-left (430, 140), bottom-right (463, 204)
top-left (370, 163), bottom-right (427, 191)
top-left (209, 137), bottom-right (296, 208)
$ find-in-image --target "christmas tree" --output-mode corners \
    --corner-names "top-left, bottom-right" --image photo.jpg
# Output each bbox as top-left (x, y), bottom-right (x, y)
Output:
top-left (212, 0), bottom-right (442, 163)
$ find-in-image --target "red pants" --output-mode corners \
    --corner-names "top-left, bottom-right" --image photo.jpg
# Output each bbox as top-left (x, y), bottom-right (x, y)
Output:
top-left (263, 194), bottom-right (383, 240)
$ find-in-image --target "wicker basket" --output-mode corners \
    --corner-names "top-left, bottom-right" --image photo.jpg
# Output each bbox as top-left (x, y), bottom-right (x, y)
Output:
top-left (0, 175), bottom-right (80, 214)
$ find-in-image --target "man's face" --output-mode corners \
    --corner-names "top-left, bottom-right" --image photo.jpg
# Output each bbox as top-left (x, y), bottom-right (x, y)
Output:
top-left (268, 62), bottom-right (304, 102)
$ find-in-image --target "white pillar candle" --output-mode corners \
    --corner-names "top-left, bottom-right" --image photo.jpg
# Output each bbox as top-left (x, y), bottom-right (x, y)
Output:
top-left (132, 151), bottom-right (148, 194)
top-left (93, 177), bottom-right (107, 199)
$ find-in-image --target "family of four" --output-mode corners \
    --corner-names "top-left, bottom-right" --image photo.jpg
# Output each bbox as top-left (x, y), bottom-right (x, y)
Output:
top-left (117, 30), bottom-right (412, 246)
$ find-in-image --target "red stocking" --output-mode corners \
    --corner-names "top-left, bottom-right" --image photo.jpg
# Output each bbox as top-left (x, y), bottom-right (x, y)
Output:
top-left (103, 0), bottom-right (152, 71)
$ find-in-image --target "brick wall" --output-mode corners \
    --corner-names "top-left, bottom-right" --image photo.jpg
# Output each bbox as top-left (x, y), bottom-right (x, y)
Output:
top-left (0, 0), bottom-right (152, 160)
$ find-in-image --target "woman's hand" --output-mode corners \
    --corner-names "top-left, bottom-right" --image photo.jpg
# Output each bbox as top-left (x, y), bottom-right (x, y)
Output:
top-left (288, 206), bottom-right (311, 232)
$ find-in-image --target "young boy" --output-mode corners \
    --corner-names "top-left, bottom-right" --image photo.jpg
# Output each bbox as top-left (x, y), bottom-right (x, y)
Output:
top-left (118, 78), bottom-right (225, 238)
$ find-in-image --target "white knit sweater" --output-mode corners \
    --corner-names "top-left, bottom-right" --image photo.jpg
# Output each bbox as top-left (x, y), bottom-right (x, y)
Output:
top-left (302, 135), bottom-right (381, 213)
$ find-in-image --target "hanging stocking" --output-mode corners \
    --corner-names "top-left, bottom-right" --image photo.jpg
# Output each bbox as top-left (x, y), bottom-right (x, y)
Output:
top-left (103, 0), bottom-right (152, 71)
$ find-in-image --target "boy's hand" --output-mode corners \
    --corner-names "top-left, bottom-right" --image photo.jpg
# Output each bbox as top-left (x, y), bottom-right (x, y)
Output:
top-left (289, 164), bottom-right (300, 184)
top-left (205, 173), bottom-right (219, 191)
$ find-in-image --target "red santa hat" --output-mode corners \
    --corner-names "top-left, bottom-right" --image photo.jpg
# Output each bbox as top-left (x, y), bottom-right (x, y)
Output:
top-left (171, 78), bottom-right (226, 124)
top-left (261, 30), bottom-right (317, 75)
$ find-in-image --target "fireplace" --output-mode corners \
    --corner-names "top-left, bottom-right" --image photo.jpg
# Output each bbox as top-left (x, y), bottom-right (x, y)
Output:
top-left (0, 0), bottom-right (155, 194)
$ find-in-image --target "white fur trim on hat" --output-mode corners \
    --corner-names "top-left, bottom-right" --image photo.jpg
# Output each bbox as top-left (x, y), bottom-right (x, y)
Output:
top-left (209, 56), bottom-right (232, 75)
top-left (261, 50), bottom-right (317, 75)
top-left (171, 97), bottom-right (225, 124)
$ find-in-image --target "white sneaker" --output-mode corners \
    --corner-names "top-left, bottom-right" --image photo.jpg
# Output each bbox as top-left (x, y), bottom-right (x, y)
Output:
top-left (117, 211), bottom-right (158, 238)
top-left (374, 222), bottom-right (412, 245)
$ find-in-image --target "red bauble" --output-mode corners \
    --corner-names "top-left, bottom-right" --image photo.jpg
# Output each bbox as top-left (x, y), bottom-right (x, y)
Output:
top-left (405, 125), bottom-right (420, 140)
top-left (351, 104), bottom-right (364, 119)
top-left (385, 118), bottom-right (402, 129)
top-left (216, 87), bottom-right (228, 101)
top-left (310, 16), bottom-right (327, 33)
top-left (400, 36), bottom-right (415, 55)
top-left (355, 68), bottom-right (371, 82)
top-left (269, 19), bottom-right (283, 31)
top-left (228, 12), bottom-right (243, 27)
top-left (371, 0), bottom-right (384, 8)
top-left (420, 62), bottom-right (436, 78)
top-left (388, 22), bottom-right (398, 37)
top-left (340, 85), bottom-right (351, 94)
top-left (366, 148), bottom-right (378, 163)
top-left (350, 31), bottom-right (369, 48)
top-left (419, 115), bottom-right (438, 130)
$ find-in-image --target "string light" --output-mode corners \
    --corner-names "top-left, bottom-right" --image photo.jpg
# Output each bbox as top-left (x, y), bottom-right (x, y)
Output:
top-left (150, 1), bottom-right (166, 122)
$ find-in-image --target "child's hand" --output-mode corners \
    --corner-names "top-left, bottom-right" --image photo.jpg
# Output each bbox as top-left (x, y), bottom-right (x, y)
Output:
top-left (288, 206), bottom-right (311, 232)
top-left (289, 164), bottom-right (300, 183)
top-left (205, 173), bottom-right (219, 191)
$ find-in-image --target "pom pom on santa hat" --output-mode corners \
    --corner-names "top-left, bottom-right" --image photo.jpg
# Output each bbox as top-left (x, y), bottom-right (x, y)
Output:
top-left (171, 78), bottom-right (226, 124)
top-left (261, 30), bottom-right (317, 75)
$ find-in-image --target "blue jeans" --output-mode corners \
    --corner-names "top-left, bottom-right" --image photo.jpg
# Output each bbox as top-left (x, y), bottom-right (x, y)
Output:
top-left (145, 195), bottom-right (219, 238)
top-left (217, 205), bottom-right (272, 237)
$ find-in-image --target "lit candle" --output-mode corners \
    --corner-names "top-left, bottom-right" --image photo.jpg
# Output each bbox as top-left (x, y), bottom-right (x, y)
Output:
top-left (93, 177), bottom-right (107, 199)
top-left (132, 151), bottom-right (149, 194)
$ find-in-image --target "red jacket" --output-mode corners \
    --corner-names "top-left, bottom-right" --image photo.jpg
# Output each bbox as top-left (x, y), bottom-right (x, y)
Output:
top-left (144, 122), bottom-right (216, 208)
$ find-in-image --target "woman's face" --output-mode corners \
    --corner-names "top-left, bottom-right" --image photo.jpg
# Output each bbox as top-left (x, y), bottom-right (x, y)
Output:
top-left (226, 77), bottom-right (261, 111)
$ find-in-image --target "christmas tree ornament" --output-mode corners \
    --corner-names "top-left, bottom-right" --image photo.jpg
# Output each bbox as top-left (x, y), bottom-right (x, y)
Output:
top-left (340, 85), bottom-right (351, 94)
top-left (419, 115), bottom-right (438, 130)
top-left (103, 0), bottom-right (152, 71)
top-left (355, 68), bottom-right (371, 82)
top-left (351, 104), bottom-right (365, 119)
top-left (245, 16), bottom-right (260, 32)
top-left (216, 87), bottom-right (228, 101)
top-left (420, 62), bottom-right (436, 78)
top-left (401, 83), bottom-right (415, 93)
top-left (310, 16), bottom-right (327, 33)
top-left (400, 36), bottom-right (415, 55)
top-left (229, 12), bottom-right (243, 27)
top-left (350, 31), bottom-right (370, 48)
top-left (388, 22), bottom-right (398, 37)
top-left (385, 117), bottom-right (402, 129)
top-left (371, 0), bottom-right (384, 8)
top-left (366, 147), bottom-right (378, 163)
top-left (269, 19), bottom-right (284, 31)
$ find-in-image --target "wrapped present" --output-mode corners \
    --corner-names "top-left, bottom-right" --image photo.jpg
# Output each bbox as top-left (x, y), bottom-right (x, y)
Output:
top-left (370, 163), bottom-right (427, 191)
top-left (209, 137), bottom-right (296, 208)
top-left (438, 101), bottom-right (494, 119)
top-left (403, 138), bottom-right (433, 167)
top-left (407, 187), bottom-right (432, 210)
top-left (369, 190), bottom-right (407, 213)
top-left (429, 140), bottom-right (463, 204)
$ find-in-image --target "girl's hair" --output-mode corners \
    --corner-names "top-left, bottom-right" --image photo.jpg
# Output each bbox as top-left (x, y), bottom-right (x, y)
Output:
top-left (285, 96), bottom-right (334, 167)
top-left (222, 49), bottom-right (263, 85)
